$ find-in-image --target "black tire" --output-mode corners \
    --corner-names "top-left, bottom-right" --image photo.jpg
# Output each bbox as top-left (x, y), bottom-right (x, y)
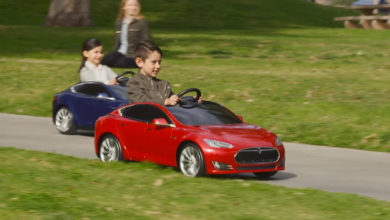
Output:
top-left (99, 134), bottom-right (123, 162)
top-left (178, 143), bottom-right (205, 177)
top-left (54, 107), bottom-right (76, 134)
top-left (254, 171), bottom-right (277, 179)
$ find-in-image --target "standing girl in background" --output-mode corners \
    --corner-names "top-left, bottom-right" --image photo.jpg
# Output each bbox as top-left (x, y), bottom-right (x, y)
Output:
top-left (79, 38), bottom-right (117, 85)
top-left (101, 0), bottom-right (151, 68)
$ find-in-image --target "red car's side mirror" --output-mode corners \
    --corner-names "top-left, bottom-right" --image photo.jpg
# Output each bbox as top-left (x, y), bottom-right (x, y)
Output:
top-left (237, 115), bottom-right (243, 122)
top-left (152, 118), bottom-right (174, 127)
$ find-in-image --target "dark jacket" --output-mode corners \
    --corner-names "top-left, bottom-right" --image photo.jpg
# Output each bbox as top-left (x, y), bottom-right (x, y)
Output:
top-left (126, 72), bottom-right (173, 105)
top-left (115, 18), bottom-right (151, 58)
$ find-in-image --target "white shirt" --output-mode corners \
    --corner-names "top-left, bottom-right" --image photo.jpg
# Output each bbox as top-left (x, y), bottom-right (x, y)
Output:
top-left (117, 18), bottom-right (133, 55)
top-left (80, 61), bottom-right (117, 84)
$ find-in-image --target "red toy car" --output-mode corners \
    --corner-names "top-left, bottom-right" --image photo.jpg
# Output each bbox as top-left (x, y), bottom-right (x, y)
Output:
top-left (94, 88), bottom-right (285, 178)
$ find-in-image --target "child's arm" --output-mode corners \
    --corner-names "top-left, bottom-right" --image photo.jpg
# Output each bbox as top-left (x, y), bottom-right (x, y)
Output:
top-left (108, 78), bottom-right (117, 85)
top-left (164, 95), bottom-right (179, 106)
top-left (106, 67), bottom-right (117, 85)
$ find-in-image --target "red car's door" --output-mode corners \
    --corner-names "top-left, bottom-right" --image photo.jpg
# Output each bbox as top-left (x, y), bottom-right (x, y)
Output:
top-left (116, 118), bottom-right (148, 161)
top-left (118, 104), bottom-right (176, 164)
top-left (143, 123), bottom-right (174, 165)
top-left (119, 104), bottom-right (175, 165)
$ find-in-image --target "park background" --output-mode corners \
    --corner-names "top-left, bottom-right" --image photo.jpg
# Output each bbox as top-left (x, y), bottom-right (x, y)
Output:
top-left (0, 0), bottom-right (390, 219)
top-left (1, 0), bottom-right (389, 152)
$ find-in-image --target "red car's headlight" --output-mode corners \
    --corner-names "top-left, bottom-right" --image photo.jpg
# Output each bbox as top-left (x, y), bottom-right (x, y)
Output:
top-left (204, 139), bottom-right (234, 149)
top-left (275, 136), bottom-right (283, 147)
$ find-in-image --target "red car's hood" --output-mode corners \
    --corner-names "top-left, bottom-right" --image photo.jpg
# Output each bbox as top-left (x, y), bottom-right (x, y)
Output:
top-left (197, 123), bottom-right (275, 148)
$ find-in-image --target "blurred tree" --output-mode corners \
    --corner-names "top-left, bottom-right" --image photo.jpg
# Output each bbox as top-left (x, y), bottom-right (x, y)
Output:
top-left (46, 0), bottom-right (93, 27)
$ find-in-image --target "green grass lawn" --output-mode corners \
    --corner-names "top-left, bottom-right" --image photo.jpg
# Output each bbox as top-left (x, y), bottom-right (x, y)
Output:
top-left (1, 0), bottom-right (390, 153)
top-left (1, 0), bottom-right (390, 218)
top-left (1, 147), bottom-right (389, 219)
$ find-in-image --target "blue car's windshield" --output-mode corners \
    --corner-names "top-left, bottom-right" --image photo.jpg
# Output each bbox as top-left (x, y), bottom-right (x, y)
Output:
top-left (167, 101), bottom-right (242, 125)
top-left (108, 85), bottom-right (129, 100)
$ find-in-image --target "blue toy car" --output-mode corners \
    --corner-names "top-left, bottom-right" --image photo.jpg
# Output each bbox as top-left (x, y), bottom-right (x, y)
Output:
top-left (353, 0), bottom-right (387, 5)
top-left (52, 71), bottom-right (133, 134)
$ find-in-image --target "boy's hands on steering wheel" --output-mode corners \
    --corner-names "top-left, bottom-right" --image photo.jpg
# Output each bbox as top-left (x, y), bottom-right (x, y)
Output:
top-left (197, 96), bottom-right (203, 103)
top-left (164, 94), bottom-right (179, 106)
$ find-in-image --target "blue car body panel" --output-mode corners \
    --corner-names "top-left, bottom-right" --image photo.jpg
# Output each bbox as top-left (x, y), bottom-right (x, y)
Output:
top-left (353, 0), bottom-right (387, 5)
top-left (52, 82), bottom-right (130, 130)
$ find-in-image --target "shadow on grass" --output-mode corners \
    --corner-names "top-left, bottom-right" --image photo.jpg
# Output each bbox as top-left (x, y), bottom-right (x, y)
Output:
top-left (0, 0), bottom-right (357, 58)
top-left (132, 162), bottom-right (297, 181)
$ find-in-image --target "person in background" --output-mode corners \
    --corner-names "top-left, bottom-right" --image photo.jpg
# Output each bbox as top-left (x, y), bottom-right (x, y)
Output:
top-left (79, 38), bottom-right (117, 85)
top-left (101, 0), bottom-right (151, 68)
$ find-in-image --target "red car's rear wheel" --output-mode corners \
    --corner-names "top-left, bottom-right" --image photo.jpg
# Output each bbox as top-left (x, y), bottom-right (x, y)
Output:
top-left (99, 134), bottom-right (123, 162)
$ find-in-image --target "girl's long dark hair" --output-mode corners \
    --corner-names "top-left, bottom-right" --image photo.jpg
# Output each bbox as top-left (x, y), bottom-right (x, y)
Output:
top-left (79, 38), bottom-right (102, 72)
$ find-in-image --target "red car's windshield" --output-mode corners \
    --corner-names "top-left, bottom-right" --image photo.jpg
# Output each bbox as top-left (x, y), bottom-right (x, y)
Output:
top-left (167, 101), bottom-right (242, 126)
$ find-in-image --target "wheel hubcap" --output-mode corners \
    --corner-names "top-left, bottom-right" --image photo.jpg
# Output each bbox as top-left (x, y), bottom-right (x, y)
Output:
top-left (100, 137), bottom-right (119, 162)
top-left (180, 146), bottom-right (201, 177)
top-left (55, 108), bottom-right (72, 132)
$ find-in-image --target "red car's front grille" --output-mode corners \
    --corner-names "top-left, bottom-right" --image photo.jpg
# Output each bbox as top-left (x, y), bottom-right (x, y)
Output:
top-left (234, 147), bottom-right (279, 164)
top-left (236, 165), bottom-right (276, 171)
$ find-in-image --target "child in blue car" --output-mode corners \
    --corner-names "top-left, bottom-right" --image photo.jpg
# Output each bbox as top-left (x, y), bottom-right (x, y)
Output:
top-left (79, 38), bottom-right (118, 85)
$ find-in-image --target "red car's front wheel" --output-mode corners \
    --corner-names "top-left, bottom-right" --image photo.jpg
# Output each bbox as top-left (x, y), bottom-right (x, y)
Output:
top-left (179, 143), bottom-right (205, 177)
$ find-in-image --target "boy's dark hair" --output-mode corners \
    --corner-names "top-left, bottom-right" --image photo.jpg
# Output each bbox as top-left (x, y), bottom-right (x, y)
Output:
top-left (79, 38), bottom-right (102, 72)
top-left (135, 41), bottom-right (163, 61)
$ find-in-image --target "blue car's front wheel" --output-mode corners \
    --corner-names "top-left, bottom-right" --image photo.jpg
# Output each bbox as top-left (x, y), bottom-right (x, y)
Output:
top-left (55, 107), bottom-right (76, 134)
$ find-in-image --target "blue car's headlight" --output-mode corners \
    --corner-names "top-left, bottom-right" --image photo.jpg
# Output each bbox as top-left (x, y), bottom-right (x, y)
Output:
top-left (275, 136), bottom-right (283, 146)
top-left (204, 139), bottom-right (233, 149)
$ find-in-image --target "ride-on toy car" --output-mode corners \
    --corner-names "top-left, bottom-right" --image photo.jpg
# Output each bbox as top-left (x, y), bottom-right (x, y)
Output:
top-left (94, 88), bottom-right (285, 178)
top-left (52, 71), bottom-right (134, 134)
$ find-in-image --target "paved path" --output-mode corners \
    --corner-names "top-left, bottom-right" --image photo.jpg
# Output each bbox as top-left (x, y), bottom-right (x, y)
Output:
top-left (0, 113), bottom-right (95, 159)
top-left (1, 113), bottom-right (390, 202)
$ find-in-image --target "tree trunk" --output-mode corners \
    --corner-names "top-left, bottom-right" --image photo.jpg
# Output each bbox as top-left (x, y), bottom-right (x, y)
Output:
top-left (46, 0), bottom-right (93, 27)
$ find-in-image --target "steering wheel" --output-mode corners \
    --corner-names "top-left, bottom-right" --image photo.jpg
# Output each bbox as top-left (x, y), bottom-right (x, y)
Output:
top-left (177, 88), bottom-right (201, 108)
top-left (116, 71), bottom-right (135, 87)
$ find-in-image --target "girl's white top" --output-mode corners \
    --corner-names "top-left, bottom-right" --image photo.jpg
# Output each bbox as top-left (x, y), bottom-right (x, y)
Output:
top-left (80, 61), bottom-right (117, 84)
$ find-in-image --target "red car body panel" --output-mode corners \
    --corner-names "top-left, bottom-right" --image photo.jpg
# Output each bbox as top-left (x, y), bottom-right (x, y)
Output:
top-left (95, 102), bottom-right (285, 175)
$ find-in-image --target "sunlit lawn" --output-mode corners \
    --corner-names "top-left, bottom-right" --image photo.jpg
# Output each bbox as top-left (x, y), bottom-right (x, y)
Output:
top-left (1, 147), bottom-right (389, 219)
top-left (1, 0), bottom-right (390, 218)
top-left (1, 25), bottom-right (390, 152)
top-left (1, 0), bottom-right (390, 152)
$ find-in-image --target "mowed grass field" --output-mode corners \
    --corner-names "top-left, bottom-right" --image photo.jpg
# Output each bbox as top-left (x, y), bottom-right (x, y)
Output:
top-left (1, 0), bottom-right (390, 218)
top-left (2, 0), bottom-right (389, 152)
top-left (1, 147), bottom-right (389, 219)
